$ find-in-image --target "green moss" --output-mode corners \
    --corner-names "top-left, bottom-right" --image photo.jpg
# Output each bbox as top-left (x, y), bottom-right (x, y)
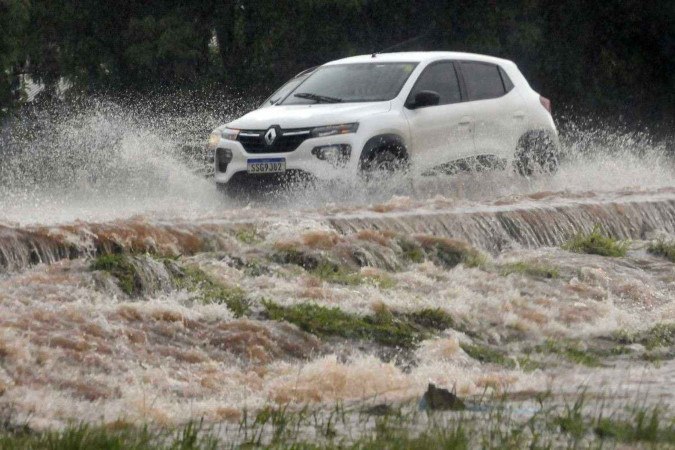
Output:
top-left (648, 239), bottom-right (675, 262)
top-left (173, 265), bottom-right (250, 318)
top-left (90, 253), bottom-right (140, 296)
top-left (262, 301), bottom-right (431, 348)
top-left (499, 261), bottom-right (559, 279)
top-left (460, 343), bottom-right (515, 368)
top-left (562, 225), bottom-right (630, 257)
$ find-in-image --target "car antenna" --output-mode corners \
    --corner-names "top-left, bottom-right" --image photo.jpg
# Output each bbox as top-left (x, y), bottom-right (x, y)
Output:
top-left (372, 28), bottom-right (436, 57)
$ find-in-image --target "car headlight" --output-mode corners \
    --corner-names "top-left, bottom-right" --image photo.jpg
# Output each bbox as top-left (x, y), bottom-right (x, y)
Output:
top-left (207, 132), bottom-right (221, 150)
top-left (221, 128), bottom-right (240, 141)
top-left (311, 123), bottom-right (359, 138)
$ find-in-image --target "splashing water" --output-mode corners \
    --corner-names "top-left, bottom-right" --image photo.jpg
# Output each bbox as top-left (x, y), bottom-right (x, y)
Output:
top-left (0, 99), bottom-right (673, 430)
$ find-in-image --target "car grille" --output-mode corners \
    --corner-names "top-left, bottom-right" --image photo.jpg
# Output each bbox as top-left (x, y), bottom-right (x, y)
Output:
top-left (238, 128), bottom-right (312, 154)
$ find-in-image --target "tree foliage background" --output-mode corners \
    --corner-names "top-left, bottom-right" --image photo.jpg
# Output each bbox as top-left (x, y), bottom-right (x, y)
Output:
top-left (1, 0), bottom-right (674, 124)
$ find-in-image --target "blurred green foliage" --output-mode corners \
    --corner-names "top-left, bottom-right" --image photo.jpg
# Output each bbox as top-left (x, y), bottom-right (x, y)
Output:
top-left (1, 0), bottom-right (674, 124)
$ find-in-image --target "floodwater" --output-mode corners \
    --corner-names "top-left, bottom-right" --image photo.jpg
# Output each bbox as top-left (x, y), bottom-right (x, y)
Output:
top-left (0, 102), bottom-right (673, 431)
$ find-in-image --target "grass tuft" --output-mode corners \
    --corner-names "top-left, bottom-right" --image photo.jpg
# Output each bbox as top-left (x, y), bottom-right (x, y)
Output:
top-left (90, 253), bottom-right (140, 296)
top-left (499, 261), bottom-right (559, 279)
top-left (613, 323), bottom-right (675, 350)
top-left (415, 236), bottom-right (485, 269)
top-left (172, 265), bottom-right (250, 317)
top-left (648, 239), bottom-right (675, 262)
top-left (406, 308), bottom-right (455, 331)
top-left (460, 343), bottom-right (515, 368)
top-left (562, 225), bottom-right (629, 257)
top-left (262, 301), bottom-right (424, 348)
top-left (536, 340), bottom-right (601, 367)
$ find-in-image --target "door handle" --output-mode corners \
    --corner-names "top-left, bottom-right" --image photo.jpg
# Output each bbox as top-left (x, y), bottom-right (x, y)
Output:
top-left (459, 116), bottom-right (473, 125)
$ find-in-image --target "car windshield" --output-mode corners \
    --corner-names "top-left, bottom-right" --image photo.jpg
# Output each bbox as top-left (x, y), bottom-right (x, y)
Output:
top-left (280, 62), bottom-right (418, 105)
top-left (260, 68), bottom-right (316, 108)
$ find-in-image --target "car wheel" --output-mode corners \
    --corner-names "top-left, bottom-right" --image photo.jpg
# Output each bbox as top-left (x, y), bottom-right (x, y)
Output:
top-left (514, 131), bottom-right (560, 176)
top-left (360, 146), bottom-right (409, 181)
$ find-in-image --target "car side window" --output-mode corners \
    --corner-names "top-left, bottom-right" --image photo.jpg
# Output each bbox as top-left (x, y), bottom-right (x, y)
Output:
top-left (407, 62), bottom-right (462, 107)
top-left (499, 66), bottom-right (514, 92)
top-left (461, 61), bottom-right (506, 101)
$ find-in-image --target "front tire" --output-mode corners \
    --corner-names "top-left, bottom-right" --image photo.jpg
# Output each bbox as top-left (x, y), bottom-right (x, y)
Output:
top-left (514, 131), bottom-right (560, 176)
top-left (359, 144), bottom-right (410, 181)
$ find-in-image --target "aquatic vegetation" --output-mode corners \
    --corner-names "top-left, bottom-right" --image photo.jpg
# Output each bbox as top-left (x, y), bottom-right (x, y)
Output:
top-left (90, 253), bottom-right (140, 296)
top-left (535, 340), bottom-right (601, 367)
top-left (172, 264), bottom-right (251, 317)
top-left (262, 301), bottom-right (425, 348)
top-left (460, 343), bottom-right (515, 368)
top-left (415, 235), bottom-right (485, 268)
top-left (499, 261), bottom-right (559, 279)
top-left (234, 227), bottom-right (262, 245)
top-left (648, 239), bottom-right (675, 262)
top-left (406, 308), bottom-right (455, 331)
top-left (310, 261), bottom-right (363, 286)
top-left (614, 323), bottom-right (675, 350)
top-left (263, 302), bottom-right (459, 348)
top-left (562, 225), bottom-right (630, 257)
top-left (1, 397), bottom-right (673, 449)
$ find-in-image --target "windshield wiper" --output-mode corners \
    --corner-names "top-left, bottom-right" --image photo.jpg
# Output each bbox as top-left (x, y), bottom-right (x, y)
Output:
top-left (294, 92), bottom-right (343, 103)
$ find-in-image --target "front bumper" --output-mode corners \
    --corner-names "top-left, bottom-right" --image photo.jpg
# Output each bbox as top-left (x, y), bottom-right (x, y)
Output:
top-left (213, 134), bottom-right (363, 184)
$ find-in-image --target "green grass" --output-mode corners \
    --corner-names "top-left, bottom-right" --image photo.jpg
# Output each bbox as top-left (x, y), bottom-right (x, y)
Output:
top-left (396, 238), bottom-right (425, 264)
top-left (311, 261), bottom-right (363, 286)
top-left (416, 236), bottom-right (485, 269)
top-left (405, 308), bottom-right (455, 331)
top-left (613, 323), bottom-right (675, 350)
top-left (234, 227), bottom-right (262, 245)
top-left (262, 303), bottom-right (457, 348)
top-left (593, 408), bottom-right (675, 443)
top-left (2, 398), bottom-right (672, 449)
top-left (534, 340), bottom-right (601, 367)
top-left (460, 343), bottom-right (515, 368)
top-left (562, 225), bottom-right (630, 257)
top-left (262, 301), bottom-right (428, 348)
top-left (172, 265), bottom-right (251, 318)
top-left (499, 261), bottom-right (559, 279)
top-left (90, 253), bottom-right (140, 296)
top-left (648, 239), bottom-right (675, 262)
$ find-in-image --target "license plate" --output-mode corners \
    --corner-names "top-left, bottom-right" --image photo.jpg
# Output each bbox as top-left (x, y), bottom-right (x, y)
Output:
top-left (247, 158), bottom-right (286, 174)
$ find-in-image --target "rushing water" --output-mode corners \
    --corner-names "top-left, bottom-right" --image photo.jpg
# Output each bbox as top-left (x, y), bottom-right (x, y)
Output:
top-left (0, 101), bottom-right (673, 430)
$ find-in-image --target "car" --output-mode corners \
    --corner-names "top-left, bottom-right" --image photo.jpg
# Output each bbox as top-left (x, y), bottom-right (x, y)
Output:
top-left (207, 51), bottom-right (559, 190)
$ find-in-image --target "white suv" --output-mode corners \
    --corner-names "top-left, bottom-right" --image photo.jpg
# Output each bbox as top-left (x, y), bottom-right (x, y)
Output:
top-left (208, 51), bottom-right (559, 188)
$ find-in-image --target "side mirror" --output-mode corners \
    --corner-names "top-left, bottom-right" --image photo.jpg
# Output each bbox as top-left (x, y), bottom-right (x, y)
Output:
top-left (408, 90), bottom-right (441, 109)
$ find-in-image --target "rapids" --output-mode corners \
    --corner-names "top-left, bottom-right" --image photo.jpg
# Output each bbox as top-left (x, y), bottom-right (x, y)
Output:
top-left (0, 102), bottom-right (673, 430)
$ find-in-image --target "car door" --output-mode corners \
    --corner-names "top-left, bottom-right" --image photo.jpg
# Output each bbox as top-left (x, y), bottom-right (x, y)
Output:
top-left (459, 61), bottom-right (527, 160)
top-left (403, 61), bottom-right (476, 174)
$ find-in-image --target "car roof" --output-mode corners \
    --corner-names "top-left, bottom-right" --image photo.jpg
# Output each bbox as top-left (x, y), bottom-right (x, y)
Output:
top-left (325, 51), bottom-right (514, 67)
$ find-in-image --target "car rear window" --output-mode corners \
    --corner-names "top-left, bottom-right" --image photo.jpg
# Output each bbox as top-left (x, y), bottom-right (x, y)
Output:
top-left (461, 61), bottom-right (507, 101)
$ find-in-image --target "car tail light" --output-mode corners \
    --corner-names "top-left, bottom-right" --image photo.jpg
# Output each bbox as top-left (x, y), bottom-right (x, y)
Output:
top-left (540, 96), bottom-right (552, 114)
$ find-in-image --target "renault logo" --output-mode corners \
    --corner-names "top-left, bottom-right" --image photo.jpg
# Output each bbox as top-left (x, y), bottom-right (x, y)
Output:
top-left (264, 127), bottom-right (277, 146)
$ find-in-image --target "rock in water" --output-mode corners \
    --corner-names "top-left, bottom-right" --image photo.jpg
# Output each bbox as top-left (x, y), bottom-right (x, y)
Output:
top-left (420, 383), bottom-right (466, 411)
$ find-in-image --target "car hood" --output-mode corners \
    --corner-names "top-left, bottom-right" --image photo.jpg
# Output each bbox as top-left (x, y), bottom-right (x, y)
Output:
top-left (226, 102), bottom-right (391, 130)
